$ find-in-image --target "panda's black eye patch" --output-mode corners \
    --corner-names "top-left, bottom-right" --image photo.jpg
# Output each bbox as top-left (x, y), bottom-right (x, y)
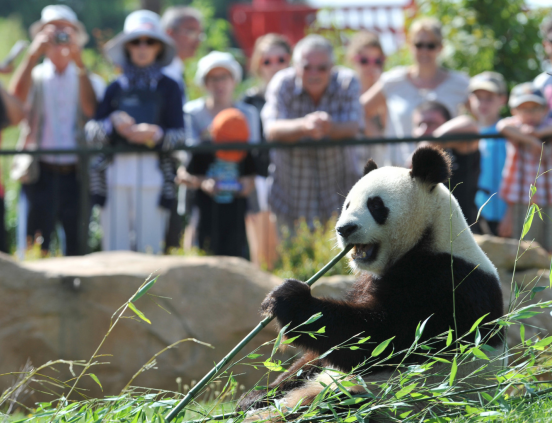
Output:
top-left (367, 196), bottom-right (389, 225)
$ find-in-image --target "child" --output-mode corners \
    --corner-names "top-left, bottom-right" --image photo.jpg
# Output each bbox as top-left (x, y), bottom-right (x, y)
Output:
top-left (469, 72), bottom-right (508, 235)
top-left (498, 83), bottom-right (552, 250)
top-left (182, 108), bottom-right (256, 258)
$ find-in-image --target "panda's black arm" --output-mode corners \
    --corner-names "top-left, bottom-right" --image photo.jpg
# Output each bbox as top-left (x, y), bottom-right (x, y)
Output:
top-left (261, 279), bottom-right (391, 369)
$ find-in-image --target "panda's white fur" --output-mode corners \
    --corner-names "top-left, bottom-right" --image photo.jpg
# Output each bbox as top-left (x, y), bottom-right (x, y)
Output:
top-left (336, 165), bottom-right (498, 279)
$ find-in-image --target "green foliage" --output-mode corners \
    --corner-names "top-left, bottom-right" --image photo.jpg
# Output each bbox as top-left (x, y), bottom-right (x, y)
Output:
top-left (272, 216), bottom-right (351, 282)
top-left (418, 0), bottom-right (550, 86)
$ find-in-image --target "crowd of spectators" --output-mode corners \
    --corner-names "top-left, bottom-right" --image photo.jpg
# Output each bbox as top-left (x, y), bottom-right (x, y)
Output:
top-left (1, 4), bottom-right (552, 260)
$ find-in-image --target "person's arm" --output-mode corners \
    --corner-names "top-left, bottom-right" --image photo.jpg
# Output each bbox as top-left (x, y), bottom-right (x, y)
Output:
top-left (360, 80), bottom-right (386, 117)
top-left (265, 118), bottom-right (309, 142)
top-left (0, 85), bottom-right (24, 126)
top-left (328, 121), bottom-right (359, 139)
top-left (496, 117), bottom-right (542, 152)
top-left (533, 123), bottom-right (552, 139)
top-left (432, 115), bottom-right (480, 154)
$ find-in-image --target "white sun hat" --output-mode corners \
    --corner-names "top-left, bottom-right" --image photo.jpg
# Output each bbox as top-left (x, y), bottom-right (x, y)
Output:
top-left (194, 51), bottom-right (242, 88)
top-left (30, 5), bottom-right (89, 47)
top-left (104, 10), bottom-right (176, 67)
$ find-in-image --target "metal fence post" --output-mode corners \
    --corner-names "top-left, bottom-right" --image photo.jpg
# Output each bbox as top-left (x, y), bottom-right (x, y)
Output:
top-left (77, 150), bottom-right (90, 255)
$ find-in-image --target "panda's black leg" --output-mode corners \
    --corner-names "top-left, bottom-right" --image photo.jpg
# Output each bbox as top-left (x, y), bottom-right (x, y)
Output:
top-left (237, 354), bottom-right (322, 412)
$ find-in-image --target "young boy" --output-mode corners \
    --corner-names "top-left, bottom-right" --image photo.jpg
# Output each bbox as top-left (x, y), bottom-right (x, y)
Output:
top-left (469, 72), bottom-right (508, 235)
top-left (179, 108), bottom-right (256, 258)
top-left (534, 14), bottom-right (552, 115)
top-left (498, 83), bottom-right (552, 250)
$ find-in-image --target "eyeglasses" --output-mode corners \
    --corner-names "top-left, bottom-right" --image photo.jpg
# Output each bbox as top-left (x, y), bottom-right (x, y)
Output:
top-left (262, 56), bottom-right (288, 66)
top-left (414, 42), bottom-right (439, 50)
top-left (128, 38), bottom-right (159, 47)
top-left (302, 63), bottom-right (331, 73)
top-left (354, 55), bottom-right (384, 66)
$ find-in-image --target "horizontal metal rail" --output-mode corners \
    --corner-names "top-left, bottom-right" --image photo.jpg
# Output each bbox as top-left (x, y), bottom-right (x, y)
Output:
top-left (0, 133), bottom-right (507, 156)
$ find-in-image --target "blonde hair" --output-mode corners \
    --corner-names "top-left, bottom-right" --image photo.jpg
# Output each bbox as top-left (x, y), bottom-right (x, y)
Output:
top-left (250, 33), bottom-right (292, 78)
top-left (346, 31), bottom-right (384, 63)
top-left (409, 17), bottom-right (443, 43)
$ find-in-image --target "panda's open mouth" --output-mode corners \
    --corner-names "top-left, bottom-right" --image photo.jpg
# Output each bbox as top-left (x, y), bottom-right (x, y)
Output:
top-left (351, 243), bottom-right (379, 262)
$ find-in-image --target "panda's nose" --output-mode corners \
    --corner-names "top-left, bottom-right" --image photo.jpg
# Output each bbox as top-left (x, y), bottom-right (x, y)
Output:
top-left (337, 223), bottom-right (359, 238)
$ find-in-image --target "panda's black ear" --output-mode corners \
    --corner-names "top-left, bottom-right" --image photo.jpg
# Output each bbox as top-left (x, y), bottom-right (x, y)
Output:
top-left (363, 159), bottom-right (378, 176)
top-left (410, 146), bottom-right (452, 188)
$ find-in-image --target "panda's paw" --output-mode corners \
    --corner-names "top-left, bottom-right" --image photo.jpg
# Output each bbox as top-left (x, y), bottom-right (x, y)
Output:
top-left (261, 279), bottom-right (311, 318)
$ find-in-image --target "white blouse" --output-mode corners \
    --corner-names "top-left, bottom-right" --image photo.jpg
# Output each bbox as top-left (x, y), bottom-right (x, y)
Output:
top-left (380, 66), bottom-right (469, 166)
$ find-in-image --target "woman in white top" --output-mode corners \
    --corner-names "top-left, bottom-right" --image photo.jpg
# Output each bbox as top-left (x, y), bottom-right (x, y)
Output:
top-left (361, 17), bottom-right (470, 166)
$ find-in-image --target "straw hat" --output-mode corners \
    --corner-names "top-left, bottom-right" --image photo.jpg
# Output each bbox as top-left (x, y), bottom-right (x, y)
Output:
top-left (104, 10), bottom-right (176, 67)
top-left (30, 5), bottom-right (89, 47)
top-left (194, 51), bottom-right (242, 89)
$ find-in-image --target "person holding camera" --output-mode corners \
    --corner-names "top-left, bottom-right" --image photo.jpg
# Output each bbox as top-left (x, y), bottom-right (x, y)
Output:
top-left (9, 5), bottom-right (105, 257)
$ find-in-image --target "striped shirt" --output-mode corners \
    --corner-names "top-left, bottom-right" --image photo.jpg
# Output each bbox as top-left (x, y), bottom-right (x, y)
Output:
top-left (500, 116), bottom-right (552, 205)
top-left (261, 66), bottom-right (362, 223)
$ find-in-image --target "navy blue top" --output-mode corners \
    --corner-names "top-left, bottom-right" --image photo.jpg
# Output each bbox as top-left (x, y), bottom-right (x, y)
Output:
top-left (95, 75), bottom-right (184, 136)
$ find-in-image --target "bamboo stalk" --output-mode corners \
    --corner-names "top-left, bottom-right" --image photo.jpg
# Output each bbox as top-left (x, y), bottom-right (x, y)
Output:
top-left (166, 245), bottom-right (353, 422)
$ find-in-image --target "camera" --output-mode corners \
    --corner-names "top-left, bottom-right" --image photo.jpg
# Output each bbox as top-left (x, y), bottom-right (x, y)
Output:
top-left (54, 31), bottom-right (70, 45)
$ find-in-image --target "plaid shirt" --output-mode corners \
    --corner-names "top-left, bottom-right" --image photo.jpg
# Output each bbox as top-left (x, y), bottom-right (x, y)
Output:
top-left (261, 66), bottom-right (362, 223)
top-left (500, 116), bottom-right (552, 205)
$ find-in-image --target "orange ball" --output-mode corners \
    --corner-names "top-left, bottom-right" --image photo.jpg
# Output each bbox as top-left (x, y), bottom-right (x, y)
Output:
top-left (211, 108), bottom-right (249, 163)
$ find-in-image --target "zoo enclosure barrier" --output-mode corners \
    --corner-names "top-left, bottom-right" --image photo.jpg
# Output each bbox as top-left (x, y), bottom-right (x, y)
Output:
top-left (0, 133), bottom-right (533, 259)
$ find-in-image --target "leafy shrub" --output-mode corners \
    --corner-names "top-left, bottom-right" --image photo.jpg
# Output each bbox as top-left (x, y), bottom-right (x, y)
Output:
top-left (272, 215), bottom-right (351, 282)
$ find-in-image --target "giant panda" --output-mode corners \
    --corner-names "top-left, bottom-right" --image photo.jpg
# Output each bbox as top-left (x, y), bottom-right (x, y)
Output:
top-left (238, 146), bottom-right (504, 414)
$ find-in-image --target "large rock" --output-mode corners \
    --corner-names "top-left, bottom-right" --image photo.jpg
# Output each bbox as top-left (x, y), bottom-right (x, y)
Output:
top-left (0, 252), bottom-right (281, 402)
top-left (475, 234), bottom-right (551, 272)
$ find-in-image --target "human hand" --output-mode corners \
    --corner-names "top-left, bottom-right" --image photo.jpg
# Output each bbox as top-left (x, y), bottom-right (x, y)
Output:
top-left (200, 178), bottom-right (218, 196)
top-left (110, 111), bottom-right (136, 137)
top-left (519, 124), bottom-right (535, 136)
top-left (498, 206), bottom-right (513, 238)
top-left (303, 112), bottom-right (331, 140)
top-left (126, 123), bottom-right (162, 146)
top-left (28, 25), bottom-right (55, 61)
top-left (175, 166), bottom-right (201, 189)
top-left (314, 111), bottom-right (332, 135)
top-left (238, 177), bottom-right (254, 197)
top-left (65, 27), bottom-right (85, 68)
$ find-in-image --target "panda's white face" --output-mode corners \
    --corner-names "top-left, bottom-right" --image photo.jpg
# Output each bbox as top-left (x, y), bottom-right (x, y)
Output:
top-left (336, 166), bottom-right (433, 275)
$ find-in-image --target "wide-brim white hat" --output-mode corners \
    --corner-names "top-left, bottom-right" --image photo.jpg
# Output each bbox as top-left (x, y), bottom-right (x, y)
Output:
top-left (30, 5), bottom-right (89, 47)
top-left (104, 10), bottom-right (176, 67)
top-left (194, 51), bottom-right (242, 88)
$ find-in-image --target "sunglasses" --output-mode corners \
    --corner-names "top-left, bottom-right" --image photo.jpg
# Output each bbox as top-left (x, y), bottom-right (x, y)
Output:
top-left (302, 63), bottom-right (331, 73)
top-left (354, 55), bottom-right (384, 66)
top-left (414, 42), bottom-right (438, 50)
top-left (262, 56), bottom-right (288, 66)
top-left (128, 38), bottom-right (159, 47)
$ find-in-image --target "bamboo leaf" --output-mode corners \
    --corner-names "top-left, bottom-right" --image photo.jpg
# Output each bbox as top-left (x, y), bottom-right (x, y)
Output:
top-left (415, 316), bottom-right (432, 342)
top-left (446, 328), bottom-right (453, 347)
top-left (470, 347), bottom-right (489, 360)
top-left (371, 337), bottom-right (395, 357)
top-left (530, 184), bottom-right (537, 198)
top-left (263, 359), bottom-right (285, 372)
top-left (531, 286), bottom-right (547, 300)
top-left (302, 312), bottom-right (323, 326)
top-left (469, 313), bottom-right (489, 333)
top-left (475, 328), bottom-right (481, 347)
top-left (432, 356), bottom-right (451, 364)
top-left (272, 324), bottom-right (289, 357)
top-left (316, 326), bottom-right (326, 333)
top-left (522, 204), bottom-right (536, 239)
top-left (247, 354), bottom-right (263, 359)
top-left (131, 276), bottom-right (159, 303)
top-left (282, 335), bottom-right (301, 344)
top-left (476, 193), bottom-right (496, 223)
top-left (128, 303), bottom-right (151, 324)
top-left (89, 374), bottom-right (103, 391)
top-left (533, 336), bottom-right (552, 350)
top-left (395, 383), bottom-right (418, 399)
top-left (449, 356), bottom-right (457, 386)
top-left (357, 336), bottom-right (371, 344)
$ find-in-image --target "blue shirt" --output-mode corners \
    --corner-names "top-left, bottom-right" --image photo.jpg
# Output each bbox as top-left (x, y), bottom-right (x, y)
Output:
top-left (475, 124), bottom-right (507, 222)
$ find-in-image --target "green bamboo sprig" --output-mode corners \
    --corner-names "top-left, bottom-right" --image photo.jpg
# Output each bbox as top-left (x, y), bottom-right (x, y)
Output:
top-left (165, 245), bottom-right (353, 422)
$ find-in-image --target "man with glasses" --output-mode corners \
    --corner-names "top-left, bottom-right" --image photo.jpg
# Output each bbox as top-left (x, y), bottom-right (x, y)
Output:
top-left (535, 14), bottom-right (552, 116)
top-left (161, 6), bottom-right (204, 105)
top-left (261, 34), bottom-right (361, 231)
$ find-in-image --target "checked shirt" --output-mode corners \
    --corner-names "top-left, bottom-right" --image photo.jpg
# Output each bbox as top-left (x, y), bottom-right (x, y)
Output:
top-left (261, 66), bottom-right (362, 223)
